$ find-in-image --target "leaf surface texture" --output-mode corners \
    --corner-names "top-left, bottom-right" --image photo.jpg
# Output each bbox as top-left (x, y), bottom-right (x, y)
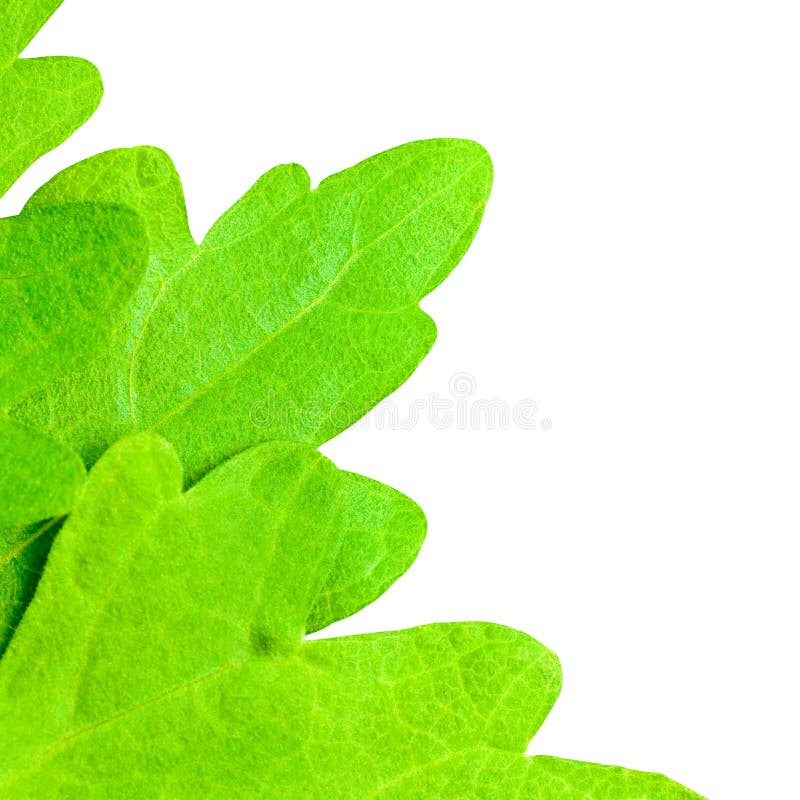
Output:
top-left (0, 0), bottom-right (102, 197)
top-left (18, 139), bottom-right (493, 480)
top-left (0, 436), bottom-right (705, 799)
top-left (0, 204), bottom-right (147, 646)
top-left (1, 138), bottom-right (490, 651)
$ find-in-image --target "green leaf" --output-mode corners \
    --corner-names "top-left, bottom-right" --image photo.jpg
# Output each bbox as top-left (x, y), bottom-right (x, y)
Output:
top-left (0, 2), bottom-right (145, 646)
top-left (0, 206), bottom-right (145, 406)
top-left (0, 516), bottom-right (61, 651)
top-left (0, 0), bottom-right (103, 198)
top-left (1, 138), bottom-right (488, 655)
top-left (307, 470), bottom-right (426, 634)
top-left (18, 139), bottom-right (493, 481)
top-left (0, 435), bottom-right (705, 799)
top-left (0, 203), bottom-right (147, 647)
top-left (0, 419), bottom-right (81, 529)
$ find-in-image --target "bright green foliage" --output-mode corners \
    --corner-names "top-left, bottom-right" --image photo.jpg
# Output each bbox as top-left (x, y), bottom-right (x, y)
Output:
top-left (0, 0), bottom-right (147, 651)
top-left (0, 435), bottom-right (704, 799)
top-left (17, 140), bottom-right (492, 482)
top-left (0, 517), bottom-right (62, 657)
top-left (0, 7), bottom-right (706, 797)
top-left (0, 206), bottom-right (145, 414)
top-left (0, 0), bottom-right (103, 197)
top-left (0, 420), bottom-right (80, 529)
top-left (0, 204), bottom-right (147, 648)
top-left (308, 469), bottom-right (426, 634)
top-left (0, 139), bottom-right (489, 652)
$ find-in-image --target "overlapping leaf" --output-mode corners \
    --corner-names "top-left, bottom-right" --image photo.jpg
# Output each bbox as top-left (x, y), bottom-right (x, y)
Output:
top-left (0, 0), bottom-right (102, 197)
top-left (1, 138), bottom-right (491, 653)
top-left (17, 139), bottom-right (493, 478)
top-left (0, 6), bottom-right (709, 797)
top-left (0, 0), bottom-right (148, 650)
top-left (0, 435), bottom-right (704, 798)
top-left (0, 204), bottom-right (147, 649)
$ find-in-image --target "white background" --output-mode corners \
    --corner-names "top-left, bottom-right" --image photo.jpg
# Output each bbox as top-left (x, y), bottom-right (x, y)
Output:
top-left (5, 2), bottom-right (799, 797)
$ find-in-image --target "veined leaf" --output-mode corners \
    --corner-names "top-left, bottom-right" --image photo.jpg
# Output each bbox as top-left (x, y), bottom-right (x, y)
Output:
top-left (0, 0), bottom-right (102, 198)
top-left (0, 206), bottom-right (146, 407)
top-left (0, 435), bottom-right (704, 798)
top-left (0, 516), bottom-right (61, 651)
top-left (0, 203), bottom-right (147, 648)
top-left (0, 138), bottom-right (489, 655)
top-left (18, 139), bottom-right (492, 480)
top-left (308, 469), bottom-right (426, 634)
top-left (0, 0), bottom-right (146, 650)
top-left (0, 420), bottom-right (80, 529)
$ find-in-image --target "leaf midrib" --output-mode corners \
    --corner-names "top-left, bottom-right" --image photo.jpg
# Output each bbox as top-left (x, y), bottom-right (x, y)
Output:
top-left (125, 181), bottom-right (309, 429)
top-left (138, 161), bottom-right (482, 434)
top-left (1, 657), bottom-right (249, 790)
top-left (0, 517), bottom-right (61, 571)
